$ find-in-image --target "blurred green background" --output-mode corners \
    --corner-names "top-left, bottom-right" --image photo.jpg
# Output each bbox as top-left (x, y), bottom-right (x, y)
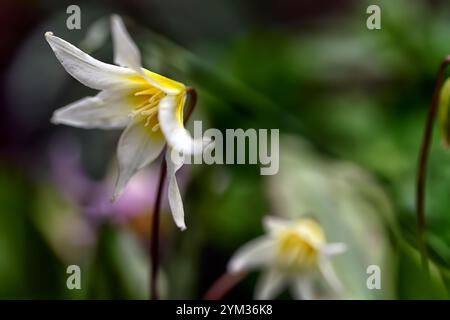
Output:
top-left (1, 0), bottom-right (450, 299)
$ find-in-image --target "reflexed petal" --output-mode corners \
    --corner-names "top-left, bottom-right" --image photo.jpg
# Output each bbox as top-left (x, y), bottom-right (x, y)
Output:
top-left (321, 243), bottom-right (347, 257)
top-left (109, 15), bottom-right (183, 94)
top-left (228, 237), bottom-right (274, 273)
top-left (113, 119), bottom-right (165, 200)
top-left (254, 269), bottom-right (286, 300)
top-left (45, 32), bottom-right (135, 90)
top-left (51, 89), bottom-right (132, 129)
top-left (111, 15), bottom-right (142, 73)
top-left (318, 256), bottom-right (343, 293)
top-left (158, 95), bottom-right (205, 155)
top-left (292, 277), bottom-right (314, 300)
top-left (165, 148), bottom-right (186, 230)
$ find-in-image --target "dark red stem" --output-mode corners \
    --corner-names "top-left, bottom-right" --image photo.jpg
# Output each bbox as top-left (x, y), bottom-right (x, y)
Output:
top-left (416, 56), bottom-right (450, 272)
top-left (203, 272), bottom-right (246, 300)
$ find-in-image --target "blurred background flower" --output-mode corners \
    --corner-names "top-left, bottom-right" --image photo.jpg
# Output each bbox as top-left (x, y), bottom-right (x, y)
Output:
top-left (228, 216), bottom-right (347, 300)
top-left (2, 0), bottom-right (450, 299)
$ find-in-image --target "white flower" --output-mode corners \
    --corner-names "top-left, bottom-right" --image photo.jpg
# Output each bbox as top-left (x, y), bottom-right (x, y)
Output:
top-left (46, 15), bottom-right (203, 230)
top-left (228, 216), bottom-right (346, 300)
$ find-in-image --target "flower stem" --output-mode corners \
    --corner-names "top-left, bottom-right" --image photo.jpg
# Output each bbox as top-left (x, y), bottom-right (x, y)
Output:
top-left (416, 55), bottom-right (450, 273)
top-left (150, 87), bottom-right (198, 300)
top-left (150, 156), bottom-right (166, 300)
top-left (203, 272), bottom-right (246, 300)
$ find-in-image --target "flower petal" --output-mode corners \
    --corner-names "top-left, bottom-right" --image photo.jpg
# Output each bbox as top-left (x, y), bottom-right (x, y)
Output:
top-left (165, 148), bottom-right (186, 230)
top-left (45, 32), bottom-right (135, 90)
top-left (51, 89), bottom-right (132, 129)
top-left (228, 237), bottom-right (274, 273)
top-left (109, 15), bottom-right (182, 94)
top-left (158, 95), bottom-right (205, 155)
top-left (143, 69), bottom-right (185, 95)
top-left (321, 243), bottom-right (347, 257)
top-left (318, 256), bottom-right (343, 293)
top-left (292, 277), bottom-right (314, 300)
top-left (254, 269), bottom-right (286, 300)
top-left (262, 215), bottom-right (290, 233)
top-left (113, 119), bottom-right (165, 200)
top-left (110, 15), bottom-right (142, 73)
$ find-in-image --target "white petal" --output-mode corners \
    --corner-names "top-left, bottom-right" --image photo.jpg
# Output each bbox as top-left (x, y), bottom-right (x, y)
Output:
top-left (113, 119), bottom-right (165, 200)
top-left (45, 32), bottom-right (136, 90)
top-left (292, 278), bottom-right (315, 300)
top-left (254, 269), bottom-right (286, 300)
top-left (51, 89), bottom-right (131, 129)
top-left (165, 148), bottom-right (186, 230)
top-left (158, 95), bottom-right (206, 155)
top-left (109, 16), bottom-right (180, 95)
top-left (228, 237), bottom-right (274, 273)
top-left (321, 243), bottom-right (347, 257)
top-left (110, 15), bottom-right (142, 73)
top-left (318, 256), bottom-right (343, 293)
top-left (262, 216), bottom-right (290, 233)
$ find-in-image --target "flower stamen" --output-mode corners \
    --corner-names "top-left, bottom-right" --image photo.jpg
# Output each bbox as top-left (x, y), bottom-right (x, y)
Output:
top-left (130, 89), bottom-right (165, 126)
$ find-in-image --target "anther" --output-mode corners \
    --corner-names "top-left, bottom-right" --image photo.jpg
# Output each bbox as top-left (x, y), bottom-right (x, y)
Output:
top-left (152, 124), bottom-right (160, 132)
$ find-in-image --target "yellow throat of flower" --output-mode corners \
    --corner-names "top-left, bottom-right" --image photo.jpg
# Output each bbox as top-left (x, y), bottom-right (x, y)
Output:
top-left (275, 219), bottom-right (325, 271)
top-left (129, 86), bottom-right (165, 132)
top-left (126, 69), bottom-right (186, 134)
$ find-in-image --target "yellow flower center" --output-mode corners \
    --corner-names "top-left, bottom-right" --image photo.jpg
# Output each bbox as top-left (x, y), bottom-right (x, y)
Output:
top-left (125, 69), bottom-right (186, 135)
top-left (129, 87), bottom-right (165, 132)
top-left (275, 219), bottom-right (325, 272)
